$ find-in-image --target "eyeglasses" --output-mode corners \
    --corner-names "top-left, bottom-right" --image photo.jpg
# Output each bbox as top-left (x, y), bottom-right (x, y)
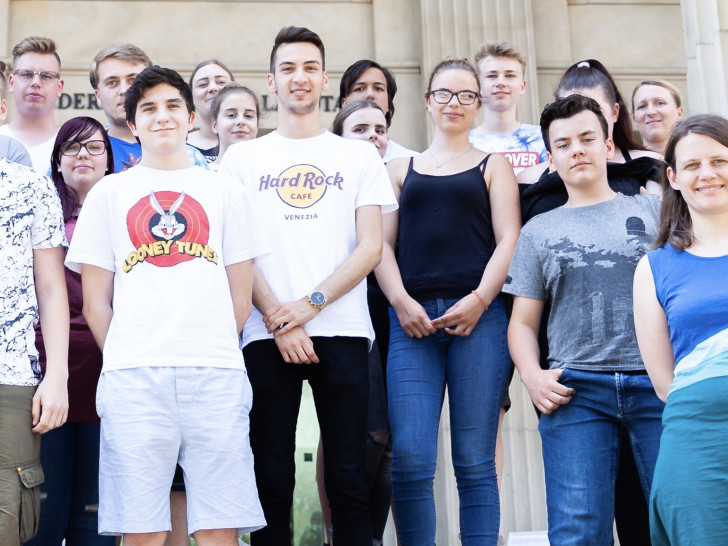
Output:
top-left (12, 69), bottom-right (61, 83)
top-left (60, 140), bottom-right (107, 156)
top-left (427, 88), bottom-right (480, 105)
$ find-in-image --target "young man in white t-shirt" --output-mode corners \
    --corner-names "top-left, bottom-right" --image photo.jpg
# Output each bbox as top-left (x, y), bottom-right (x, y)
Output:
top-left (88, 44), bottom-right (208, 175)
top-left (469, 42), bottom-right (547, 175)
top-left (220, 26), bottom-right (397, 546)
top-left (67, 66), bottom-right (267, 546)
top-left (0, 36), bottom-right (63, 174)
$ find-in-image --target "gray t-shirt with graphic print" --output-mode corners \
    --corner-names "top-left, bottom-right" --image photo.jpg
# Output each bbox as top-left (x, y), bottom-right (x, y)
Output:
top-left (503, 193), bottom-right (660, 372)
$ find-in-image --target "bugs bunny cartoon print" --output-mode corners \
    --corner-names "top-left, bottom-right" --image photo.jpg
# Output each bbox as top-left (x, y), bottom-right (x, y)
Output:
top-left (149, 191), bottom-right (186, 241)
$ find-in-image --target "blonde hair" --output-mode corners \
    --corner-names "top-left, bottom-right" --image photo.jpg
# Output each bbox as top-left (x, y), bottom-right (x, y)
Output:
top-left (90, 43), bottom-right (152, 89)
top-left (12, 36), bottom-right (60, 68)
top-left (474, 42), bottom-right (526, 73)
top-left (631, 80), bottom-right (682, 112)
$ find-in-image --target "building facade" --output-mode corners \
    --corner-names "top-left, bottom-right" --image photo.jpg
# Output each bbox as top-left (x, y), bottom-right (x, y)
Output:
top-left (3, 0), bottom-right (727, 543)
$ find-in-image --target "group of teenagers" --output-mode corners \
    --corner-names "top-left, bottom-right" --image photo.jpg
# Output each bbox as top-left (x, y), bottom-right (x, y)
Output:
top-left (0, 22), bottom-right (726, 546)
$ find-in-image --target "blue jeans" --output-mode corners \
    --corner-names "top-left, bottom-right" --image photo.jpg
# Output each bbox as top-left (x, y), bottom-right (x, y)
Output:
top-left (25, 421), bottom-right (114, 545)
top-left (387, 297), bottom-right (509, 545)
top-left (539, 368), bottom-right (664, 546)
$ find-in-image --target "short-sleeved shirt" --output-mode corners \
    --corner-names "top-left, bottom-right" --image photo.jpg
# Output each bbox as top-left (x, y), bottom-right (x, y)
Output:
top-left (220, 130), bottom-right (398, 346)
top-left (0, 125), bottom-right (56, 175)
top-left (382, 139), bottom-right (418, 163)
top-left (1, 158), bottom-right (67, 386)
top-left (503, 193), bottom-right (660, 372)
top-left (66, 165), bottom-right (268, 373)
top-left (469, 123), bottom-right (547, 174)
top-left (0, 135), bottom-right (32, 167)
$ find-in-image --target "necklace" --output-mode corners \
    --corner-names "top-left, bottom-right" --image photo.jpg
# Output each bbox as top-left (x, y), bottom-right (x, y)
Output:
top-left (429, 146), bottom-right (472, 168)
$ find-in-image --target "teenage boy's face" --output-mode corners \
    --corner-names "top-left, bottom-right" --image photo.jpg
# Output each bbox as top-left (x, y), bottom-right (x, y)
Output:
top-left (128, 83), bottom-right (194, 155)
top-left (8, 52), bottom-right (64, 118)
top-left (477, 56), bottom-right (525, 112)
top-left (268, 42), bottom-right (328, 115)
top-left (547, 109), bottom-right (614, 188)
top-left (342, 67), bottom-right (389, 115)
top-left (95, 58), bottom-right (149, 128)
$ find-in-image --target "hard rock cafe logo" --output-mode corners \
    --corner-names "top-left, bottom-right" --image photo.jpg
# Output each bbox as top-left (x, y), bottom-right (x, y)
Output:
top-left (123, 190), bottom-right (217, 272)
top-left (258, 164), bottom-right (344, 208)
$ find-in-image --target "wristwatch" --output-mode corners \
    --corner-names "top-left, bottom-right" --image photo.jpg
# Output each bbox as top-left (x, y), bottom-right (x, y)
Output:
top-left (307, 291), bottom-right (327, 310)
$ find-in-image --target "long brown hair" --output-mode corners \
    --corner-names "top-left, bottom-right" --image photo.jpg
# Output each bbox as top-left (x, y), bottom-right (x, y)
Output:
top-left (656, 114), bottom-right (728, 249)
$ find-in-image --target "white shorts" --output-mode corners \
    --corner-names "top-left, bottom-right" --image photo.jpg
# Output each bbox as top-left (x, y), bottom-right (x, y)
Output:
top-left (96, 366), bottom-right (265, 536)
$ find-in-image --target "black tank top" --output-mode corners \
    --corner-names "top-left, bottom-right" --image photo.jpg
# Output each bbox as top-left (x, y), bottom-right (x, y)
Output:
top-left (397, 156), bottom-right (495, 301)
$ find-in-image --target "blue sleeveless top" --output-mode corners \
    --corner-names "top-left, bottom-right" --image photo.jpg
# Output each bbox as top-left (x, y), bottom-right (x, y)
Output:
top-left (648, 244), bottom-right (728, 394)
top-left (397, 156), bottom-right (494, 301)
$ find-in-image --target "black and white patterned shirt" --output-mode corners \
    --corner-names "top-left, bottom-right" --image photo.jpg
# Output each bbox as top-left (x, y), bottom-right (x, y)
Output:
top-left (1, 157), bottom-right (66, 386)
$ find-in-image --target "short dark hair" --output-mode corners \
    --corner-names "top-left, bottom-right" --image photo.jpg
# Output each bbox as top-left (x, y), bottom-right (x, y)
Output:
top-left (269, 26), bottom-right (325, 73)
top-left (338, 60), bottom-right (397, 126)
top-left (332, 100), bottom-right (385, 137)
top-left (656, 114), bottom-right (728, 250)
top-left (540, 94), bottom-right (609, 152)
top-left (125, 66), bottom-right (194, 125)
top-left (51, 116), bottom-right (114, 222)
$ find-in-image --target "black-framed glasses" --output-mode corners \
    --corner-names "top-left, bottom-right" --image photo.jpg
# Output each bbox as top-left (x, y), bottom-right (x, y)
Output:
top-left (60, 140), bottom-right (107, 156)
top-left (427, 88), bottom-right (479, 105)
top-left (12, 69), bottom-right (61, 83)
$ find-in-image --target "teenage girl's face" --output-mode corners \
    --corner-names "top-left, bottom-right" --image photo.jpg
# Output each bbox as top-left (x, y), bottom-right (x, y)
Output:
top-left (191, 64), bottom-right (232, 120)
top-left (558, 86), bottom-right (618, 139)
top-left (60, 129), bottom-right (109, 199)
top-left (667, 132), bottom-right (728, 216)
top-left (212, 92), bottom-right (259, 151)
top-left (426, 68), bottom-right (481, 131)
top-left (342, 107), bottom-right (389, 158)
top-left (343, 67), bottom-right (389, 115)
top-left (632, 84), bottom-right (683, 152)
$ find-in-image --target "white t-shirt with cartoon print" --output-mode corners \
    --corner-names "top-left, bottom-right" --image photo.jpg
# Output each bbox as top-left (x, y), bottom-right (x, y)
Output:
top-left (220, 130), bottom-right (398, 346)
top-left (1, 158), bottom-right (67, 386)
top-left (66, 165), bottom-right (268, 373)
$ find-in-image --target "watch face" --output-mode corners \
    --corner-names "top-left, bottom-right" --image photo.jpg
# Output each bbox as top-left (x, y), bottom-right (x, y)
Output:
top-left (310, 291), bottom-right (325, 305)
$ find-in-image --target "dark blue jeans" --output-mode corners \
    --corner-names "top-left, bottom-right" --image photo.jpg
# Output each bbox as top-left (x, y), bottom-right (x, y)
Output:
top-left (244, 336), bottom-right (372, 546)
top-left (539, 368), bottom-right (664, 546)
top-left (25, 422), bottom-right (114, 545)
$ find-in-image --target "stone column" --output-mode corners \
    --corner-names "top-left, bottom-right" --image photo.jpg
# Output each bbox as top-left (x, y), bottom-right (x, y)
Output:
top-left (0, 0), bottom-right (9, 59)
top-left (681, 0), bottom-right (728, 116)
top-left (415, 3), bottom-right (539, 542)
top-left (419, 0), bottom-right (539, 132)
